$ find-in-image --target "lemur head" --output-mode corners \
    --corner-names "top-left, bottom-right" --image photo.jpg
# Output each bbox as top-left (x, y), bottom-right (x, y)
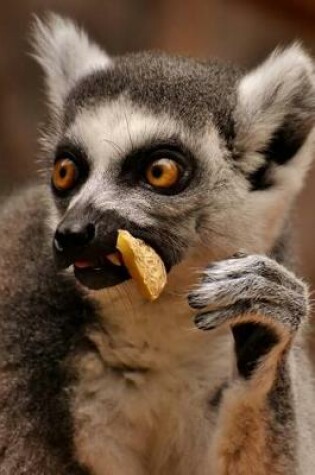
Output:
top-left (32, 14), bottom-right (314, 292)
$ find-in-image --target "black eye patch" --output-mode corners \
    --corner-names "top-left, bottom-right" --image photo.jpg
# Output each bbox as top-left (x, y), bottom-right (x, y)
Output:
top-left (50, 141), bottom-right (90, 211)
top-left (119, 139), bottom-right (196, 195)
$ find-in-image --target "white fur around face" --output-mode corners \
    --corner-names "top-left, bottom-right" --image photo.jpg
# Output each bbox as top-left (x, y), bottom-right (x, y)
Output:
top-left (32, 14), bottom-right (112, 115)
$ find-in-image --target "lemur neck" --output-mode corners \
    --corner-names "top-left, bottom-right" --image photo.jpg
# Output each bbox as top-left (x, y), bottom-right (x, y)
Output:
top-left (90, 278), bottom-right (194, 326)
top-left (89, 250), bottom-right (205, 328)
top-left (86, 253), bottom-right (216, 370)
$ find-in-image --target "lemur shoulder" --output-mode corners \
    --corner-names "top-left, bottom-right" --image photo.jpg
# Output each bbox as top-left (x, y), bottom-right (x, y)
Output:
top-left (0, 13), bottom-right (314, 475)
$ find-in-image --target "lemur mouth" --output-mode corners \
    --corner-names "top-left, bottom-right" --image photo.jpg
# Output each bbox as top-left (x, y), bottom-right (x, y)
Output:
top-left (54, 228), bottom-right (172, 291)
top-left (72, 252), bottom-right (130, 290)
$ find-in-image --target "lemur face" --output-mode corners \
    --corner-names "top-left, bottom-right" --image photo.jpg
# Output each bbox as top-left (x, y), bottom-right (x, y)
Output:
top-left (50, 96), bottom-right (238, 289)
top-left (33, 15), bottom-right (314, 291)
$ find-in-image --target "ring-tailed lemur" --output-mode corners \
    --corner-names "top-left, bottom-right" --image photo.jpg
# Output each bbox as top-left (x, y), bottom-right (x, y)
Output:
top-left (0, 13), bottom-right (314, 475)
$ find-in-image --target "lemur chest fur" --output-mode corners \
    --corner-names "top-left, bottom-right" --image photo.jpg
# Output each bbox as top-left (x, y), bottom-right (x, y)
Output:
top-left (70, 281), bottom-right (234, 475)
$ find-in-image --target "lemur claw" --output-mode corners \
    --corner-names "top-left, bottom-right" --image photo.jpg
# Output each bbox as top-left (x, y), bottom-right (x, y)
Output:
top-left (189, 255), bottom-right (308, 347)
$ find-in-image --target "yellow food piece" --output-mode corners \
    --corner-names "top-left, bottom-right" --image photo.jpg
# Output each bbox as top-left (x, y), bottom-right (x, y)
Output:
top-left (116, 230), bottom-right (167, 301)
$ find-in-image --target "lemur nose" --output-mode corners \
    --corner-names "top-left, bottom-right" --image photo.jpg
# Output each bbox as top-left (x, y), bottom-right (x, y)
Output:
top-left (54, 222), bottom-right (95, 252)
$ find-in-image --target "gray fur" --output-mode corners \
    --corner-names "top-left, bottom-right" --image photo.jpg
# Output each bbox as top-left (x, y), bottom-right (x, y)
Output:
top-left (65, 52), bottom-right (241, 138)
top-left (0, 13), bottom-right (314, 474)
top-left (0, 187), bottom-right (92, 474)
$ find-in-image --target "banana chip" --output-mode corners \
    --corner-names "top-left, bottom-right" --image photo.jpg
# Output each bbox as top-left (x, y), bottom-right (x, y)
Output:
top-left (116, 230), bottom-right (167, 301)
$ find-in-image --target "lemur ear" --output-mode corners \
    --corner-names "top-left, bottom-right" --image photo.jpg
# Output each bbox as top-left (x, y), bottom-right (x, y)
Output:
top-left (234, 44), bottom-right (315, 191)
top-left (31, 13), bottom-right (112, 116)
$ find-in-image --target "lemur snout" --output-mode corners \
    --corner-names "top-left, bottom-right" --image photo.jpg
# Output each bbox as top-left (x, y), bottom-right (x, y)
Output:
top-left (54, 222), bottom-right (95, 252)
top-left (53, 209), bottom-right (131, 288)
top-left (52, 208), bottom-right (128, 275)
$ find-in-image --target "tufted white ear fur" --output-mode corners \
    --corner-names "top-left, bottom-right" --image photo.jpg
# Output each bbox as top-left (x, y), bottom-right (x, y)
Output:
top-left (32, 13), bottom-right (112, 116)
top-left (234, 44), bottom-right (315, 179)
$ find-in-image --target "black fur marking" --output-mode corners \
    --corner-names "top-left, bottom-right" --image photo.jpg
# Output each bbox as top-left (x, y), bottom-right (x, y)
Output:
top-left (267, 359), bottom-right (297, 465)
top-left (232, 322), bottom-right (279, 379)
top-left (268, 359), bottom-right (294, 426)
top-left (261, 115), bottom-right (312, 165)
top-left (209, 382), bottom-right (229, 408)
top-left (248, 113), bottom-right (313, 190)
top-left (248, 162), bottom-right (273, 191)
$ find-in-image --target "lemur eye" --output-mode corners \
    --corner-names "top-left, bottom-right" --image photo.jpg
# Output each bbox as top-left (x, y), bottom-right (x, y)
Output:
top-left (52, 158), bottom-right (79, 192)
top-left (145, 158), bottom-right (181, 189)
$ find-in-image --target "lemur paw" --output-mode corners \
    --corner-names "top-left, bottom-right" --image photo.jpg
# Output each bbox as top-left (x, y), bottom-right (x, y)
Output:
top-left (188, 254), bottom-right (309, 378)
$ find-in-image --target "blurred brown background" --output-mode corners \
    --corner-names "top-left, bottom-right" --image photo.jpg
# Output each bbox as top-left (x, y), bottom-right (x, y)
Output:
top-left (0, 0), bottom-right (315, 286)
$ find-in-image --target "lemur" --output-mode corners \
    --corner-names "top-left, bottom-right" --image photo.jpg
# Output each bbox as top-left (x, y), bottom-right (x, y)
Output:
top-left (0, 13), bottom-right (314, 475)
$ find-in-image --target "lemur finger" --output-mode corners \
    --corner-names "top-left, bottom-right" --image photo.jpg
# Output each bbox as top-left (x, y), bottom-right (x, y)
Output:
top-left (198, 255), bottom-right (305, 292)
top-left (194, 301), bottom-right (252, 330)
top-left (188, 275), bottom-right (302, 312)
top-left (194, 300), bottom-right (299, 333)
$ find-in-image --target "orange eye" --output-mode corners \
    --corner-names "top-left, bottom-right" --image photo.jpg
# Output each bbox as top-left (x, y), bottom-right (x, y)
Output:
top-left (145, 158), bottom-right (181, 188)
top-left (52, 158), bottom-right (79, 191)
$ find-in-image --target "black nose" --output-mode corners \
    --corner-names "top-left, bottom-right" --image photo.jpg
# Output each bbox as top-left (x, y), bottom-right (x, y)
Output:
top-left (54, 222), bottom-right (95, 252)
